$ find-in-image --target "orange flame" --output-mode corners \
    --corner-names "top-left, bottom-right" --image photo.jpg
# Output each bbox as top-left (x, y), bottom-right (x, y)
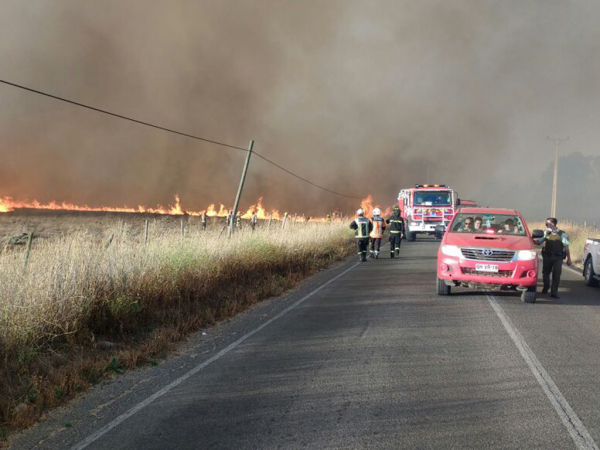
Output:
top-left (0, 194), bottom-right (387, 222)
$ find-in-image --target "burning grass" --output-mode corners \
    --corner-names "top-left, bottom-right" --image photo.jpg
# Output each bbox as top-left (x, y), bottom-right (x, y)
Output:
top-left (0, 221), bottom-right (353, 437)
top-left (529, 221), bottom-right (600, 266)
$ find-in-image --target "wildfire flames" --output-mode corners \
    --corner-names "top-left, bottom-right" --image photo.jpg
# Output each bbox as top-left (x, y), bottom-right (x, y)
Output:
top-left (0, 194), bottom-right (392, 221)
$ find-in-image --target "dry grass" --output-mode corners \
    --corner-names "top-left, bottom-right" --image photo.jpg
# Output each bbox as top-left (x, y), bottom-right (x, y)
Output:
top-left (529, 221), bottom-right (600, 266)
top-left (0, 221), bottom-right (353, 437)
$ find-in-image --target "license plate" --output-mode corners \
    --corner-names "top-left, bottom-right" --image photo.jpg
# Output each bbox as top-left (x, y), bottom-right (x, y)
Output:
top-left (476, 263), bottom-right (499, 273)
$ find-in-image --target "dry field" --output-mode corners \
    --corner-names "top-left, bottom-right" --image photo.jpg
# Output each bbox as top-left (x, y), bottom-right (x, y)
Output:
top-left (0, 210), bottom-right (353, 439)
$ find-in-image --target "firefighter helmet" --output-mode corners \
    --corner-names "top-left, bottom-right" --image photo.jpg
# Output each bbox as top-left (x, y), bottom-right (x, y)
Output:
top-left (356, 208), bottom-right (364, 216)
top-left (373, 208), bottom-right (381, 216)
top-left (393, 205), bottom-right (400, 212)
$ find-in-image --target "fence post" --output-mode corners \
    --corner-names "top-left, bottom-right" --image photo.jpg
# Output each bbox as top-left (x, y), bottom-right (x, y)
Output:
top-left (104, 233), bottom-right (115, 250)
top-left (22, 232), bottom-right (34, 272)
top-left (281, 213), bottom-right (288, 230)
top-left (268, 214), bottom-right (273, 229)
top-left (144, 219), bottom-right (149, 245)
top-left (180, 219), bottom-right (185, 238)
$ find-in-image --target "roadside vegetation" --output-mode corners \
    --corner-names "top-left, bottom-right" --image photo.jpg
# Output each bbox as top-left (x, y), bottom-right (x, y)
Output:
top-left (529, 221), bottom-right (600, 266)
top-left (0, 222), bottom-right (353, 436)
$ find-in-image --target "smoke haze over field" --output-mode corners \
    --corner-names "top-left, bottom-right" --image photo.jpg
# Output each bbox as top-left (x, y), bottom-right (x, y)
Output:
top-left (0, 1), bottom-right (598, 219)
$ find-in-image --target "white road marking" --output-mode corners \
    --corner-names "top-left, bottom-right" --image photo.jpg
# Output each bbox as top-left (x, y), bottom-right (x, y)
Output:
top-left (487, 294), bottom-right (599, 450)
top-left (70, 261), bottom-right (360, 450)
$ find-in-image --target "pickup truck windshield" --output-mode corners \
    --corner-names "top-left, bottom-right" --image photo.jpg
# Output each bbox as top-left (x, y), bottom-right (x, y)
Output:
top-left (451, 213), bottom-right (527, 236)
top-left (414, 191), bottom-right (452, 206)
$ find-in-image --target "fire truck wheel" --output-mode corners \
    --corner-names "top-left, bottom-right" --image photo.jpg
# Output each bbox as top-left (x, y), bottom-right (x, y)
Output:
top-left (406, 232), bottom-right (416, 242)
top-left (521, 287), bottom-right (536, 303)
top-left (437, 277), bottom-right (451, 295)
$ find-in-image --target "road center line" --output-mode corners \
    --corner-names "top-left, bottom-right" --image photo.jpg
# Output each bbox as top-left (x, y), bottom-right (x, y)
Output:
top-left (70, 261), bottom-right (361, 450)
top-left (487, 294), bottom-right (599, 450)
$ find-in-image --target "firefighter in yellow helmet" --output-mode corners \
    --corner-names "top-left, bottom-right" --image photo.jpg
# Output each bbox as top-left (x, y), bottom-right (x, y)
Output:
top-left (350, 208), bottom-right (373, 262)
top-left (386, 205), bottom-right (405, 259)
top-left (369, 207), bottom-right (386, 259)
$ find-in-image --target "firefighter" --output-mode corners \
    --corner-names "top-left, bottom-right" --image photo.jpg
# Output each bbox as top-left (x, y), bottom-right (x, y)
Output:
top-left (369, 207), bottom-right (386, 259)
top-left (350, 208), bottom-right (372, 262)
top-left (533, 217), bottom-right (572, 299)
top-left (201, 212), bottom-right (207, 231)
top-left (386, 206), bottom-right (405, 259)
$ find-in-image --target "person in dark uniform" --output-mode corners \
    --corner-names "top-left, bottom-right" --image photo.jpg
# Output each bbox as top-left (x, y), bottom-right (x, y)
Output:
top-left (386, 206), bottom-right (405, 259)
top-left (533, 217), bottom-right (572, 298)
top-left (350, 208), bottom-right (372, 262)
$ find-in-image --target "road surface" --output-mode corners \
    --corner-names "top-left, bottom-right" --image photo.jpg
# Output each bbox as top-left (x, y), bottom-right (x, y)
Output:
top-left (11, 238), bottom-right (600, 449)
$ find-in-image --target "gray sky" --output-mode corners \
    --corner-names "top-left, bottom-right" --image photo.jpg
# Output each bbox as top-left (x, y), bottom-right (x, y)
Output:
top-left (0, 1), bottom-right (598, 217)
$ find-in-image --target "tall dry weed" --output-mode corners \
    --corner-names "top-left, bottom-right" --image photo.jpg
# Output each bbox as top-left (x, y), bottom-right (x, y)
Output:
top-left (0, 222), bottom-right (353, 432)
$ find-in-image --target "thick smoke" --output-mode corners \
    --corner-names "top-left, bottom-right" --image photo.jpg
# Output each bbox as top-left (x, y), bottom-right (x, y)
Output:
top-left (0, 1), bottom-right (598, 219)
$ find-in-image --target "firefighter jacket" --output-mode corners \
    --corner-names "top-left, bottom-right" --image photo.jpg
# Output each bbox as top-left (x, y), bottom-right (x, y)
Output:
top-left (350, 217), bottom-right (372, 239)
top-left (386, 214), bottom-right (405, 234)
top-left (370, 217), bottom-right (386, 238)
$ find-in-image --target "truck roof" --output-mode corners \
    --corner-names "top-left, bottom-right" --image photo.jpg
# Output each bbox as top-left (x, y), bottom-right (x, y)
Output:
top-left (457, 207), bottom-right (520, 215)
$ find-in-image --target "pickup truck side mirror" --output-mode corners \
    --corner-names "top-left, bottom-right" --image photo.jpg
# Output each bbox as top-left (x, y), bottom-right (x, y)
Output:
top-left (456, 198), bottom-right (461, 206)
top-left (531, 230), bottom-right (544, 239)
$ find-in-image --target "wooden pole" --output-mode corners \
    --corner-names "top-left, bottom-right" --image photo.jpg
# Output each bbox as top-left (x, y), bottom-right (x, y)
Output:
top-left (104, 233), bottom-right (114, 250)
top-left (22, 232), bottom-right (34, 272)
top-left (229, 140), bottom-right (254, 237)
top-left (281, 213), bottom-right (288, 230)
top-left (268, 214), bottom-right (273, 229)
top-left (144, 219), bottom-right (149, 245)
top-left (180, 219), bottom-right (185, 238)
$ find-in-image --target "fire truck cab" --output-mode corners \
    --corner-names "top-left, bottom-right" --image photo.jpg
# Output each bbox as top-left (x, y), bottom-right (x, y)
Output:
top-left (398, 184), bottom-right (458, 241)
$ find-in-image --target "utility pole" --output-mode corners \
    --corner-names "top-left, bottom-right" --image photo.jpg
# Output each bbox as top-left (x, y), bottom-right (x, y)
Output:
top-left (229, 140), bottom-right (254, 237)
top-left (546, 136), bottom-right (569, 218)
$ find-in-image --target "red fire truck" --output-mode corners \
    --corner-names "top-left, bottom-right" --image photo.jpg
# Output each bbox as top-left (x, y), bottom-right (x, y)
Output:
top-left (398, 184), bottom-right (459, 241)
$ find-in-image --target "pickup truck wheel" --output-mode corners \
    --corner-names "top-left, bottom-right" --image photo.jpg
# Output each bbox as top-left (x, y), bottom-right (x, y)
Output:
top-left (437, 277), bottom-right (451, 296)
top-left (406, 232), bottom-right (416, 242)
top-left (584, 257), bottom-right (599, 287)
top-left (521, 287), bottom-right (536, 303)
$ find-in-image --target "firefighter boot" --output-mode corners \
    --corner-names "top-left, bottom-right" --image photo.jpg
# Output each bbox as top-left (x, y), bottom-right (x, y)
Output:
top-left (369, 251), bottom-right (375, 259)
top-left (375, 251), bottom-right (379, 259)
top-left (361, 252), bottom-right (368, 262)
top-left (390, 251), bottom-right (395, 259)
top-left (395, 248), bottom-right (400, 258)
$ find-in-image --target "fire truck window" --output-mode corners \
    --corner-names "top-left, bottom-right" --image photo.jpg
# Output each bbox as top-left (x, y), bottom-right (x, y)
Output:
top-left (414, 192), bottom-right (452, 206)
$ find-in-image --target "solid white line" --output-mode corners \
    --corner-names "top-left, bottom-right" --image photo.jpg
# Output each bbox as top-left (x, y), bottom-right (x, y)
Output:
top-left (487, 294), bottom-right (599, 450)
top-left (70, 261), bottom-right (360, 450)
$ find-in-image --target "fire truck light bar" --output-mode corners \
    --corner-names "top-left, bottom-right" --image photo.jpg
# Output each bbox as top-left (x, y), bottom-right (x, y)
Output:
top-left (415, 184), bottom-right (447, 188)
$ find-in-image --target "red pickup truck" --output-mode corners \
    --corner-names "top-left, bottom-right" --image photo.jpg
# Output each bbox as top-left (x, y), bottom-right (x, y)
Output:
top-left (436, 207), bottom-right (543, 303)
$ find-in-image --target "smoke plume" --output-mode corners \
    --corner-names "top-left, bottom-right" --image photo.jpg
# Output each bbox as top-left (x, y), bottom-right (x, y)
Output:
top-left (0, 1), bottom-right (599, 219)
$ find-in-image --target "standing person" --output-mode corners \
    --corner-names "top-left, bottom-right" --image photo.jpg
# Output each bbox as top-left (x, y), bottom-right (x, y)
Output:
top-left (369, 208), bottom-right (386, 258)
top-left (201, 212), bottom-right (207, 231)
top-left (533, 217), bottom-right (572, 298)
top-left (350, 208), bottom-right (372, 262)
top-left (250, 210), bottom-right (258, 231)
top-left (386, 206), bottom-right (405, 259)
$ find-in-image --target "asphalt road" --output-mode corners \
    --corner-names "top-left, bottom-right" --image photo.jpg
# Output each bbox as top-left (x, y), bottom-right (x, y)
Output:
top-left (11, 238), bottom-right (600, 450)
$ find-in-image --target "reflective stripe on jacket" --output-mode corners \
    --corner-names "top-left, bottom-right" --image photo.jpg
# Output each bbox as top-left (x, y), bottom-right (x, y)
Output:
top-left (370, 217), bottom-right (386, 238)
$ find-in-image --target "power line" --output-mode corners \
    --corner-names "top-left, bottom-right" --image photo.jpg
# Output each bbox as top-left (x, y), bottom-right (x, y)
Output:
top-left (0, 78), bottom-right (363, 199)
top-left (0, 78), bottom-right (247, 152)
top-left (253, 151), bottom-right (362, 199)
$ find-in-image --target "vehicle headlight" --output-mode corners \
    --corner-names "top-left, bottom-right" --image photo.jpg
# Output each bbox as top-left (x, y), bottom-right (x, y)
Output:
top-left (441, 245), bottom-right (461, 257)
top-left (515, 250), bottom-right (536, 261)
top-left (410, 222), bottom-right (419, 226)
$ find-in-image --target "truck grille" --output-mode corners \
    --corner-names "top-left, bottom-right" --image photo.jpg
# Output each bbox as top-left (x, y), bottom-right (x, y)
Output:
top-left (461, 268), bottom-right (513, 277)
top-left (460, 248), bottom-right (515, 262)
